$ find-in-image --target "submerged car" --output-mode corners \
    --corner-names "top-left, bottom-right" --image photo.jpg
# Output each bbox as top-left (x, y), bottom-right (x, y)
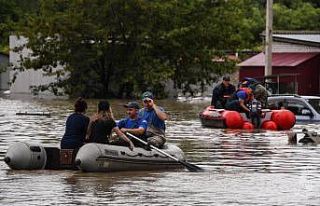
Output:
top-left (267, 95), bottom-right (320, 122)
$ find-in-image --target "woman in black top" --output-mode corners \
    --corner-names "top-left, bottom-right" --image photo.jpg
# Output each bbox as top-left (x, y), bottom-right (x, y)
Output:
top-left (86, 101), bottom-right (134, 150)
top-left (61, 97), bottom-right (90, 149)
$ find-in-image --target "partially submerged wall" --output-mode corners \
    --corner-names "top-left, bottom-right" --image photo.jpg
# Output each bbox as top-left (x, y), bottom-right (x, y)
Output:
top-left (9, 35), bottom-right (64, 96)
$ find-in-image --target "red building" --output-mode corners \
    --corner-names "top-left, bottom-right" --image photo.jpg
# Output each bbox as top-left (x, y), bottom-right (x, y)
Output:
top-left (238, 31), bottom-right (320, 95)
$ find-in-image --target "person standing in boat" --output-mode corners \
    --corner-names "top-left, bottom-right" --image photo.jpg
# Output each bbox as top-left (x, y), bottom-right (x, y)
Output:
top-left (139, 91), bottom-right (167, 148)
top-left (61, 97), bottom-right (90, 149)
top-left (243, 77), bottom-right (269, 108)
top-left (211, 76), bottom-right (236, 109)
top-left (116, 101), bottom-right (148, 146)
top-left (86, 100), bottom-right (134, 150)
top-left (229, 81), bottom-right (263, 127)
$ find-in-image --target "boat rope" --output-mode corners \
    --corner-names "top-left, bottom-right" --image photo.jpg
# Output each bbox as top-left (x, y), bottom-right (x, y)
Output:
top-left (120, 151), bottom-right (168, 158)
top-left (122, 152), bottom-right (153, 158)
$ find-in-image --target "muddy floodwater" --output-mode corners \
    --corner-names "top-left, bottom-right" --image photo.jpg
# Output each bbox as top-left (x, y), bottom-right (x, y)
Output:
top-left (0, 95), bottom-right (319, 205)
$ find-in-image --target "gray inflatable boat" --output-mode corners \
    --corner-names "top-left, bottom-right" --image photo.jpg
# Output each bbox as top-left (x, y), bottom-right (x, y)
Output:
top-left (75, 143), bottom-right (185, 172)
top-left (4, 142), bottom-right (185, 172)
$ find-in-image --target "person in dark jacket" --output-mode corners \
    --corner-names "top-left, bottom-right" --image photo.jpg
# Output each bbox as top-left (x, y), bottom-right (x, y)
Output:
top-left (211, 76), bottom-right (236, 108)
top-left (61, 97), bottom-right (90, 149)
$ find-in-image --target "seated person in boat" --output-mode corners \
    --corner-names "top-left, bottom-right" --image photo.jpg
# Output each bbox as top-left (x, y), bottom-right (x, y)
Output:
top-left (61, 97), bottom-right (90, 149)
top-left (243, 77), bottom-right (268, 108)
top-left (86, 100), bottom-right (134, 150)
top-left (117, 101), bottom-right (148, 147)
top-left (139, 91), bottom-right (167, 148)
top-left (225, 85), bottom-right (253, 114)
top-left (211, 75), bottom-right (236, 109)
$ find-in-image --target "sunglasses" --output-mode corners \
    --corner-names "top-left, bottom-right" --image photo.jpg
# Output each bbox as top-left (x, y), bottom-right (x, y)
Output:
top-left (143, 100), bottom-right (152, 103)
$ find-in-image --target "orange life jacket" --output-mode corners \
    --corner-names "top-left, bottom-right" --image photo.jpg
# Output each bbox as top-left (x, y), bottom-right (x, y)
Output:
top-left (238, 87), bottom-right (253, 101)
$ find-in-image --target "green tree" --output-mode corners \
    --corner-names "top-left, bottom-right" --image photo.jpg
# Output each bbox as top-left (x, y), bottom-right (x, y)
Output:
top-left (167, 0), bottom-right (265, 95)
top-left (0, 1), bottom-right (18, 53)
top-left (13, 0), bottom-right (267, 98)
top-left (273, 0), bottom-right (320, 30)
top-left (0, 0), bottom-right (39, 53)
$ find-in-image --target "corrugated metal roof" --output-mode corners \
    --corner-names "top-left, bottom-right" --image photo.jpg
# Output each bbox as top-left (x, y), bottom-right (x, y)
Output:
top-left (237, 52), bottom-right (319, 67)
top-left (273, 34), bottom-right (320, 44)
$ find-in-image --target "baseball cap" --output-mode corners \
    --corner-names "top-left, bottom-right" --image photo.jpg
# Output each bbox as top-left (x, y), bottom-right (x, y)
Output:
top-left (244, 77), bottom-right (259, 84)
top-left (124, 101), bottom-right (140, 110)
top-left (241, 80), bottom-right (249, 87)
top-left (141, 91), bottom-right (154, 100)
top-left (223, 76), bottom-right (230, 81)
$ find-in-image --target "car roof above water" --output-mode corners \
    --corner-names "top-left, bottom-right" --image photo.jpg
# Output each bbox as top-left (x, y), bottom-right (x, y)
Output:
top-left (300, 96), bottom-right (320, 100)
top-left (268, 94), bottom-right (320, 100)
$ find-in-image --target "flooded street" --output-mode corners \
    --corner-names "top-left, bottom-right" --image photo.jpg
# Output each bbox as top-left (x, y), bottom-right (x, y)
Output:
top-left (0, 96), bottom-right (320, 205)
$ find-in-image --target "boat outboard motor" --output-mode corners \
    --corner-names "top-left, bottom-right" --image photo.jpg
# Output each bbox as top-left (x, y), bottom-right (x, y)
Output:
top-left (4, 142), bottom-right (47, 170)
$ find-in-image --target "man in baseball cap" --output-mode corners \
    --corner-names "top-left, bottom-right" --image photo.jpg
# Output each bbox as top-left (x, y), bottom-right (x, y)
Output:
top-left (141, 91), bottom-right (154, 101)
top-left (117, 101), bottom-right (147, 143)
top-left (139, 91), bottom-right (167, 148)
top-left (211, 75), bottom-right (236, 108)
top-left (124, 101), bottom-right (140, 110)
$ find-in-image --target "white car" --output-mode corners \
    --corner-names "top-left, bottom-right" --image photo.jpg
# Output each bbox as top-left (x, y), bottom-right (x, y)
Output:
top-left (268, 95), bottom-right (320, 122)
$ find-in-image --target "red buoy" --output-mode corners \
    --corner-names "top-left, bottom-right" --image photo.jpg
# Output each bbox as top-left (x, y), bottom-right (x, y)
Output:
top-left (222, 111), bottom-right (243, 129)
top-left (261, 120), bottom-right (278, 130)
top-left (271, 109), bottom-right (296, 130)
top-left (242, 121), bottom-right (254, 130)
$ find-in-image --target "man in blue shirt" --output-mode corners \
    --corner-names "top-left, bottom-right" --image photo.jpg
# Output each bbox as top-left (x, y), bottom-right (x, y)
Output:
top-left (225, 89), bottom-right (252, 113)
top-left (139, 91), bottom-right (167, 148)
top-left (117, 101), bottom-right (148, 143)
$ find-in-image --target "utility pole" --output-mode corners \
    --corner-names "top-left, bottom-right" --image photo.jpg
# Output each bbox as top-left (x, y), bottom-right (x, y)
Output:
top-left (265, 0), bottom-right (273, 76)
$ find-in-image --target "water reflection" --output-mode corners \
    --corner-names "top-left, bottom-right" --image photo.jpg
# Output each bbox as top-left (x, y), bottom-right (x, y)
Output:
top-left (0, 96), bottom-right (320, 205)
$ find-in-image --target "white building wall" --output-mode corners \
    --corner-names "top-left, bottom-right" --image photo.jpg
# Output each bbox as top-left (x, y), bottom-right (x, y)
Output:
top-left (0, 54), bottom-right (9, 90)
top-left (273, 42), bottom-right (320, 53)
top-left (9, 35), bottom-right (64, 95)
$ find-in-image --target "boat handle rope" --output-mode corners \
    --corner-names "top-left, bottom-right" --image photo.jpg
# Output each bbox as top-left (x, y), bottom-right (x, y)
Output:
top-left (120, 151), bottom-right (168, 158)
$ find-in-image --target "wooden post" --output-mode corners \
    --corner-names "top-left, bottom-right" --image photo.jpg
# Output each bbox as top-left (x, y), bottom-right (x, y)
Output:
top-left (265, 0), bottom-right (273, 76)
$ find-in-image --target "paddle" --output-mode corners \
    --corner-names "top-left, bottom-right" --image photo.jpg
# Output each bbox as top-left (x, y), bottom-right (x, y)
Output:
top-left (126, 132), bottom-right (204, 172)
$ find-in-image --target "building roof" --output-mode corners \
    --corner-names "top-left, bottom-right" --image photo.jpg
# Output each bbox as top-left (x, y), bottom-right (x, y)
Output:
top-left (273, 33), bottom-right (320, 44)
top-left (237, 52), bottom-right (320, 67)
top-left (262, 31), bottom-right (320, 47)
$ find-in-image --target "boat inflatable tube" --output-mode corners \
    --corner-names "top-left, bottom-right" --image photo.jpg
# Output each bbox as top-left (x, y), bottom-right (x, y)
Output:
top-left (199, 106), bottom-right (296, 130)
top-left (261, 120), bottom-right (278, 130)
top-left (75, 143), bottom-right (185, 172)
top-left (222, 111), bottom-right (244, 129)
top-left (271, 109), bottom-right (296, 130)
top-left (4, 142), bottom-right (47, 170)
